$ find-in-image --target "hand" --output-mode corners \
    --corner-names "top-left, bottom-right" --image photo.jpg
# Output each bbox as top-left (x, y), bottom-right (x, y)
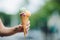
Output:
top-left (14, 21), bottom-right (30, 33)
top-left (0, 19), bottom-right (30, 37)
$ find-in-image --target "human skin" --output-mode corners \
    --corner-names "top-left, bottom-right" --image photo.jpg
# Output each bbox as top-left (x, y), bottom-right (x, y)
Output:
top-left (0, 19), bottom-right (30, 37)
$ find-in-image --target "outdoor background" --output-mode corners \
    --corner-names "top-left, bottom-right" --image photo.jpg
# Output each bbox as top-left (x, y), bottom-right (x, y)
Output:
top-left (0, 0), bottom-right (60, 40)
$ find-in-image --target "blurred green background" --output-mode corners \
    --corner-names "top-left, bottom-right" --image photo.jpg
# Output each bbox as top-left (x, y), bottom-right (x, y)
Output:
top-left (0, 0), bottom-right (60, 29)
top-left (0, 0), bottom-right (60, 40)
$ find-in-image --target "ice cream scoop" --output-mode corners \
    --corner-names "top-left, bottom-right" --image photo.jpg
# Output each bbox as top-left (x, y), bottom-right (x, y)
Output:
top-left (20, 10), bottom-right (31, 37)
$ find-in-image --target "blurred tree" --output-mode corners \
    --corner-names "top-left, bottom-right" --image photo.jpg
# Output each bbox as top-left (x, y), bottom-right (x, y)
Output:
top-left (30, 0), bottom-right (60, 30)
top-left (0, 12), bottom-right (11, 26)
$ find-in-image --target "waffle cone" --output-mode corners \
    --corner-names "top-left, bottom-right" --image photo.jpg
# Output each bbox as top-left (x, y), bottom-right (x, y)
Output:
top-left (20, 10), bottom-right (31, 37)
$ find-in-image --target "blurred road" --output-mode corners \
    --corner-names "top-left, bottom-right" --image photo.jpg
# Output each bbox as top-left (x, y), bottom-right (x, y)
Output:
top-left (0, 30), bottom-right (59, 40)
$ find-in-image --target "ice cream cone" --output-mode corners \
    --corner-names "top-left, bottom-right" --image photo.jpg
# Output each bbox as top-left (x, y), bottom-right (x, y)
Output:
top-left (20, 10), bottom-right (31, 37)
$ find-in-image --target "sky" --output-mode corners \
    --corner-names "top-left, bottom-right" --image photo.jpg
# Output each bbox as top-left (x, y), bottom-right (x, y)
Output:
top-left (0, 0), bottom-right (46, 15)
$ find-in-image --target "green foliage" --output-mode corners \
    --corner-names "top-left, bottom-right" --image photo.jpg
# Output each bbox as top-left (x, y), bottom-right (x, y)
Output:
top-left (0, 12), bottom-right (11, 26)
top-left (30, 0), bottom-right (60, 29)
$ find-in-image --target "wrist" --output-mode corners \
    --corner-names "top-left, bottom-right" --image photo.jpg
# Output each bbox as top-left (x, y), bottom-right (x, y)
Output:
top-left (13, 27), bottom-right (19, 33)
top-left (13, 25), bottom-right (23, 33)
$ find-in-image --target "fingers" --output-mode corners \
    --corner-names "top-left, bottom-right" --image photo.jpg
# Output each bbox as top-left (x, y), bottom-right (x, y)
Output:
top-left (25, 26), bottom-right (30, 34)
top-left (20, 20), bottom-right (30, 29)
top-left (26, 20), bottom-right (30, 26)
top-left (17, 20), bottom-right (30, 32)
top-left (26, 21), bottom-right (30, 33)
top-left (26, 20), bottom-right (30, 30)
top-left (26, 26), bottom-right (30, 31)
top-left (27, 20), bottom-right (30, 24)
top-left (18, 24), bottom-right (22, 28)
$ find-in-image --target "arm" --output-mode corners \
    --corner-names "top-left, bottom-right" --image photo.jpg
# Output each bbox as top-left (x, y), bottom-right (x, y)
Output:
top-left (0, 18), bottom-right (30, 37)
top-left (0, 19), bottom-right (4, 28)
top-left (0, 25), bottom-right (22, 36)
top-left (0, 18), bottom-right (22, 36)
